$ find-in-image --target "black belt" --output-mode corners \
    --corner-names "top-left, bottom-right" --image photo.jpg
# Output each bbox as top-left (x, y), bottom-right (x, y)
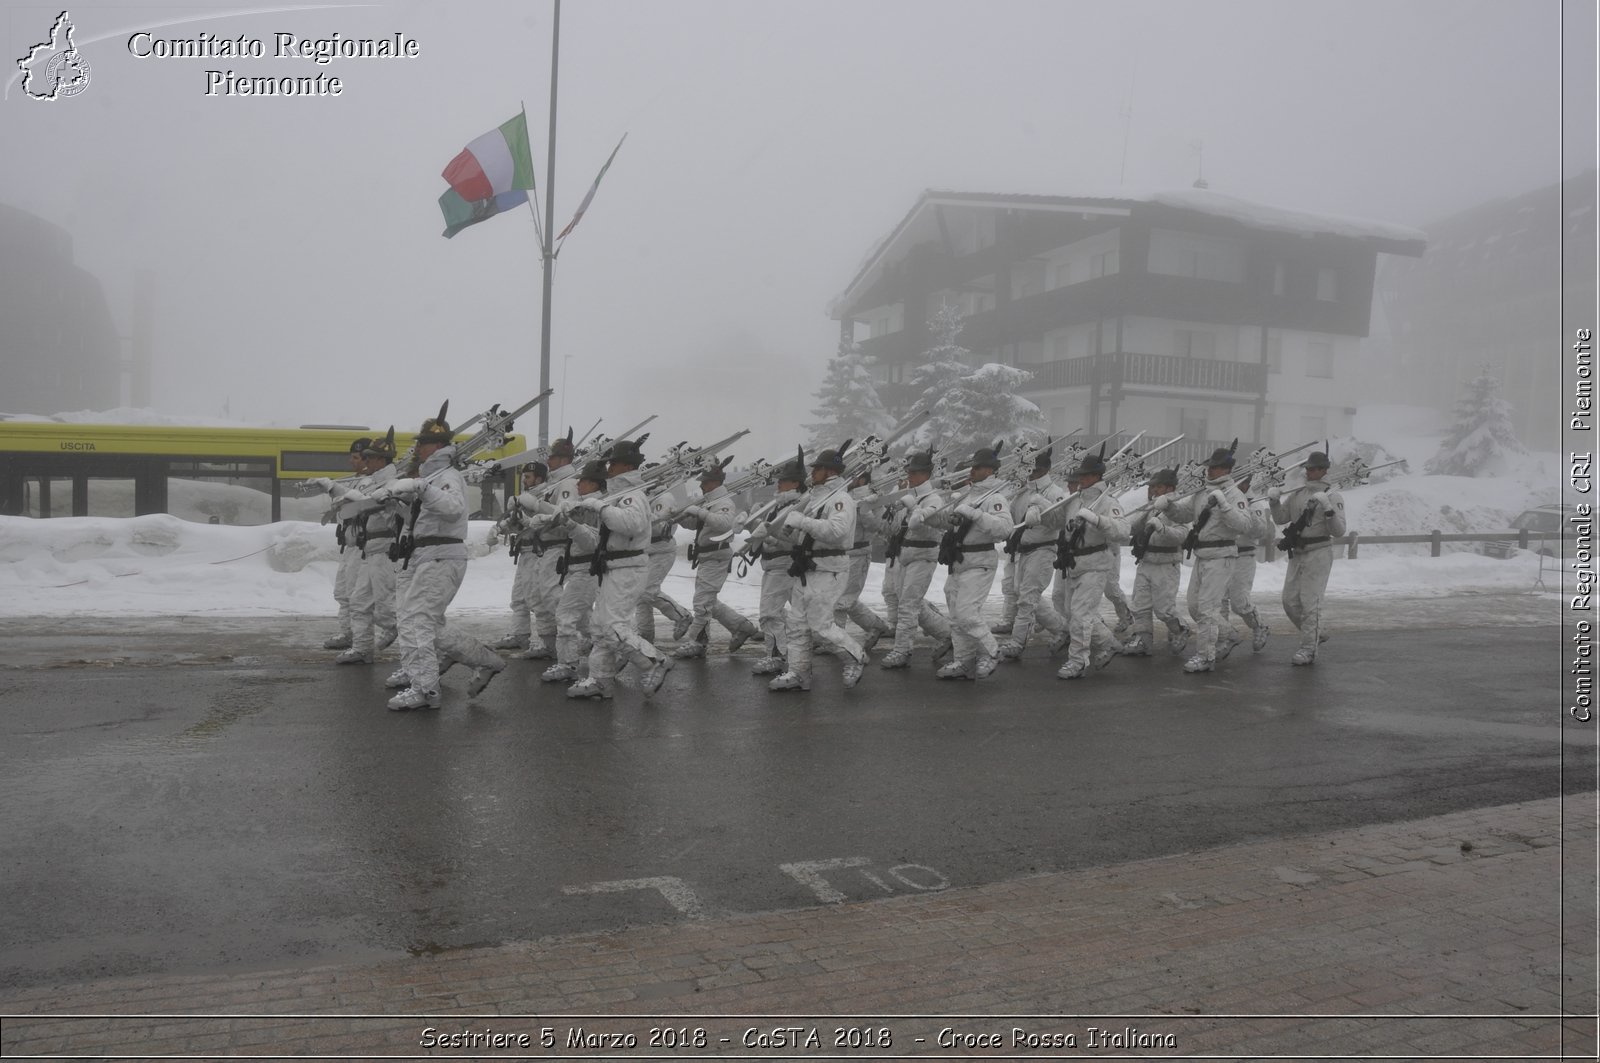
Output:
top-left (364, 531), bottom-right (395, 541)
top-left (901, 539), bottom-right (940, 549)
top-left (1016, 540), bottom-right (1054, 554)
top-left (761, 549), bottom-right (790, 562)
top-left (1143, 545), bottom-right (1178, 554)
top-left (605, 549), bottom-right (645, 561)
top-left (1195, 539), bottom-right (1236, 549)
top-left (1067, 543), bottom-right (1106, 556)
top-left (543, 538), bottom-right (570, 547)
top-left (852, 541), bottom-right (869, 550)
top-left (1237, 546), bottom-right (1256, 555)
top-left (961, 542), bottom-right (997, 551)
top-left (811, 548), bottom-right (847, 558)
top-left (569, 553), bottom-right (595, 565)
top-left (695, 541), bottom-right (730, 552)
top-left (412, 536), bottom-right (464, 548)
top-left (1299, 535), bottom-right (1331, 545)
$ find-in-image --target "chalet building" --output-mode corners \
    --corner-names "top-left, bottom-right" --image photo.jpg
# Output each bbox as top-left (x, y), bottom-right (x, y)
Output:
top-left (1371, 170), bottom-right (1594, 451)
top-left (830, 188), bottom-right (1426, 463)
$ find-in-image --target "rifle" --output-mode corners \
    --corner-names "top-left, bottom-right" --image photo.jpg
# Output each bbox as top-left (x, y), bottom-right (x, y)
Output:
top-left (1022, 433), bottom-right (1150, 528)
top-left (1272, 458), bottom-right (1406, 499)
top-left (490, 413), bottom-right (657, 476)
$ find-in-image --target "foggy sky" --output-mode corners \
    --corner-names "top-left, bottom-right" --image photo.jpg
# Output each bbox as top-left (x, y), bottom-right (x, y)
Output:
top-left (1, 0), bottom-right (1592, 461)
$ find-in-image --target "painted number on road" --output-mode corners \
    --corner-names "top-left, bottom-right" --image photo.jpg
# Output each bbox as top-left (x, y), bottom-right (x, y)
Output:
top-left (779, 857), bottom-right (949, 903)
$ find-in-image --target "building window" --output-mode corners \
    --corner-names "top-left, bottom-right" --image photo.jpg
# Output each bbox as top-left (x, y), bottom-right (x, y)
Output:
top-left (1051, 261), bottom-right (1075, 288)
top-left (1272, 262), bottom-right (1286, 296)
top-left (1307, 341), bottom-right (1334, 378)
top-left (1316, 267), bottom-right (1338, 302)
top-left (1090, 248), bottom-right (1119, 278)
top-left (1174, 329), bottom-right (1217, 359)
top-left (1147, 229), bottom-right (1245, 283)
top-left (888, 362), bottom-right (904, 384)
top-left (1301, 413), bottom-right (1327, 440)
top-left (1171, 406), bottom-right (1210, 441)
top-left (1266, 334), bottom-right (1283, 374)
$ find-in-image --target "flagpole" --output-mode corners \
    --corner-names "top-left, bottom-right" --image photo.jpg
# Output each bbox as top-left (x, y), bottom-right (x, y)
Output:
top-left (538, 0), bottom-right (561, 447)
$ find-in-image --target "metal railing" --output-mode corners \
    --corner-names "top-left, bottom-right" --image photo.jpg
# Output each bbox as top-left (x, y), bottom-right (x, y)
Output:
top-left (1259, 529), bottom-right (1564, 563)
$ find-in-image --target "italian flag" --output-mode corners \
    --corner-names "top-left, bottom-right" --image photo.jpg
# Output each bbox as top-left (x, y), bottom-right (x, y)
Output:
top-left (441, 112), bottom-right (536, 202)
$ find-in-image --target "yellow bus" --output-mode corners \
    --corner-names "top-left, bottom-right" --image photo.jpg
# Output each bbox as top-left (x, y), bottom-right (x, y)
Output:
top-left (0, 421), bottom-right (525, 525)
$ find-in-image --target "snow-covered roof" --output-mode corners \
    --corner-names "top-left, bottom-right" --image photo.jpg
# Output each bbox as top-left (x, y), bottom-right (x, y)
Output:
top-left (830, 187), bottom-right (1428, 318)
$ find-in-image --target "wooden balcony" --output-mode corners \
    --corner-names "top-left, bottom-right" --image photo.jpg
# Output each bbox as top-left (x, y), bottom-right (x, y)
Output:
top-left (1022, 352), bottom-right (1265, 395)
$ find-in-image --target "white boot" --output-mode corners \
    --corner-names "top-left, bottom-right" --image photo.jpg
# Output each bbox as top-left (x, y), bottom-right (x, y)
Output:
top-left (387, 686), bottom-right (440, 711)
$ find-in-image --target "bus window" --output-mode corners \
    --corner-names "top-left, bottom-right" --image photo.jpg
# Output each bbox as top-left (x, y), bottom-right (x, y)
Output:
top-left (167, 459), bottom-right (275, 526)
top-left (84, 478), bottom-right (137, 518)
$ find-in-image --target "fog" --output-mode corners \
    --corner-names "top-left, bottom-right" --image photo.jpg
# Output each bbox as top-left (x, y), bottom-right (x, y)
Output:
top-left (1, 0), bottom-right (1591, 460)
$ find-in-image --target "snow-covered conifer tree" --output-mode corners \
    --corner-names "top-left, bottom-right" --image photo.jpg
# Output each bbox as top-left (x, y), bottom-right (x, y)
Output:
top-left (804, 339), bottom-right (894, 451)
top-left (909, 302), bottom-right (1045, 456)
top-left (1423, 367), bottom-right (1526, 477)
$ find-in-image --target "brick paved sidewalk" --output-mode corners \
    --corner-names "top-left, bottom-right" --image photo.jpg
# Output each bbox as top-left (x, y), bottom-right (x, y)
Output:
top-left (3, 795), bottom-right (1595, 1059)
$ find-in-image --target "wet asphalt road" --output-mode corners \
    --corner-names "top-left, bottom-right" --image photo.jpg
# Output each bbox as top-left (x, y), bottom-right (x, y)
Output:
top-left (0, 618), bottom-right (1587, 990)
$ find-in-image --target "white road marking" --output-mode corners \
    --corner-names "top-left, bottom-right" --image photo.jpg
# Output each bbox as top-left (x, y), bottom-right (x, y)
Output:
top-left (779, 856), bottom-right (871, 903)
top-left (562, 876), bottom-right (708, 919)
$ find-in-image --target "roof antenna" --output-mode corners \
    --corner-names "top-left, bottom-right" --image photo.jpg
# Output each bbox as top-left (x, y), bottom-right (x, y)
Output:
top-left (1190, 139), bottom-right (1209, 190)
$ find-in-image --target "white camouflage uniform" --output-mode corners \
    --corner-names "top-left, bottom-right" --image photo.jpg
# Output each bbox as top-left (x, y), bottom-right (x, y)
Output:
top-left (1221, 496), bottom-right (1276, 642)
top-left (1173, 478), bottom-right (1254, 665)
top-left (515, 463), bottom-right (581, 663)
top-left (1057, 481), bottom-right (1132, 673)
top-left (927, 482), bottom-right (1012, 670)
top-left (781, 480), bottom-right (865, 680)
top-left (573, 470), bottom-right (670, 688)
top-left (1271, 479), bottom-right (1347, 660)
top-left (881, 479), bottom-right (953, 657)
top-left (1005, 476), bottom-right (1070, 651)
top-left (344, 462), bottom-right (400, 658)
top-left (677, 483), bottom-right (758, 649)
top-left (636, 494), bottom-right (689, 642)
top-left (1128, 499), bottom-right (1192, 651)
top-left (392, 446), bottom-right (503, 696)
top-left (747, 492), bottom-right (801, 663)
top-left (833, 484), bottom-right (891, 643)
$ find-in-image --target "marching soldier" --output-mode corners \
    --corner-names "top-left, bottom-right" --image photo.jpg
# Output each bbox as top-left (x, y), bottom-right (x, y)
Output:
top-left (833, 471), bottom-right (892, 656)
top-left (1123, 468), bottom-right (1194, 656)
top-left (769, 448), bottom-right (868, 692)
top-left (998, 444), bottom-right (1069, 660)
top-left (509, 433), bottom-right (583, 673)
top-left (744, 460), bottom-right (804, 675)
top-left (343, 432), bottom-right (402, 664)
top-left (926, 445), bottom-right (1012, 680)
top-left (1054, 450), bottom-right (1131, 679)
top-left (1104, 540), bottom-right (1137, 637)
top-left (1218, 476), bottom-right (1273, 656)
top-left (538, 459), bottom-right (601, 684)
top-left (1173, 447), bottom-right (1254, 674)
top-left (563, 441), bottom-right (675, 699)
top-left (371, 411), bottom-right (505, 710)
top-left (879, 451), bottom-right (953, 669)
top-left (1269, 450), bottom-right (1347, 665)
top-left (1048, 467), bottom-right (1083, 655)
top-left (636, 484), bottom-right (692, 645)
top-left (322, 436), bottom-right (371, 650)
top-left (673, 459), bottom-right (760, 658)
top-left (492, 463), bottom-right (550, 656)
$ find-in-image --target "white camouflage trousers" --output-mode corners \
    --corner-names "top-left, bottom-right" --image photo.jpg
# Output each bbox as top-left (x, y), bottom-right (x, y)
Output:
top-left (685, 550), bottom-right (756, 643)
top-left (397, 558), bottom-right (501, 693)
top-left (1131, 562), bottom-right (1187, 642)
top-left (1222, 551), bottom-right (1264, 632)
top-left (1103, 551), bottom-right (1134, 627)
top-left (508, 551), bottom-right (539, 638)
top-left (1186, 556), bottom-right (1237, 661)
top-left (528, 549), bottom-right (562, 641)
top-left (944, 551), bottom-right (999, 665)
top-left (349, 547), bottom-right (398, 655)
top-left (555, 561), bottom-right (598, 666)
top-left (834, 552), bottom-right (890, 637)
top-left (635, 542), bottom-right (688, 642)
top-left (1010, 547), bottom-right (1067, 647)
top-left (333, 542), bottom-right (362, 636)
top-left (1282, 546), bottom-right (1333, 653)
top-left (786, 569), bottom-right (863, 678)
top-left (758, 561), bottom-right (795, 657)
top-left (1065, 569), bottom-right (1117, 670)
top-left (587, 563), bottom-right (664, 681)
top-left (882, 555), bottom-right (950, 654)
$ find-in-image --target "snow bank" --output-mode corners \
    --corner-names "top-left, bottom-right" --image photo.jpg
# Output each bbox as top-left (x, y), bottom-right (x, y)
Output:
top-left (0, 477), bottom-right (1558, 622)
